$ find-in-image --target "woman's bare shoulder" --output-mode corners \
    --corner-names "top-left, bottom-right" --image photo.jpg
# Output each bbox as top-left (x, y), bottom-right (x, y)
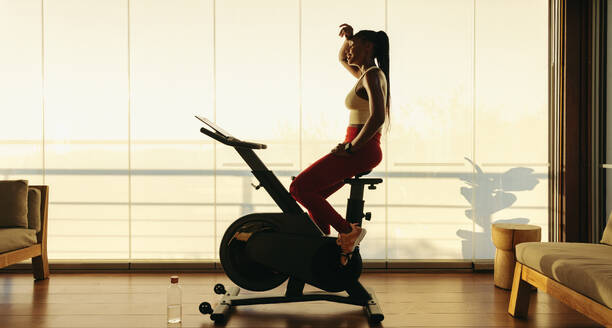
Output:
top-left (363, 67), bottom-right (386, 89)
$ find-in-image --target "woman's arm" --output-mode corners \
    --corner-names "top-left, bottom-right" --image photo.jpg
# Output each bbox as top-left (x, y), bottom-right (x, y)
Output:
top-left (339, 39), bottom-right (361, 79)
top-left (338, 24), bottom-right (361, 79)
top-left (349, 70), bottom-right (386, 151)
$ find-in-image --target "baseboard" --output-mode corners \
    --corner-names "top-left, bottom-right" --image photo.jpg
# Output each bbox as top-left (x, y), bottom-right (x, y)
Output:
top-left (0, 259), bottom-right (494, 274)
top-left (473, 259), bottom-right (495, 272)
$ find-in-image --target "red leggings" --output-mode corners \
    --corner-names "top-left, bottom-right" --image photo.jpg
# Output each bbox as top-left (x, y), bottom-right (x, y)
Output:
top-left (289, 127), bottom-right (382, 235)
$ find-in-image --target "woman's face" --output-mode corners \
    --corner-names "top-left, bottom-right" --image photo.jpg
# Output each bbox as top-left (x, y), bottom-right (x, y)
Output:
top-left (347, 38), bottom-right (371, 66)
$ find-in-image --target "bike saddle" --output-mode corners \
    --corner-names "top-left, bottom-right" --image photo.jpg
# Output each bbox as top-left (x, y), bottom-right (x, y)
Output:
top-left (355, 170), bottom-right (371, 178)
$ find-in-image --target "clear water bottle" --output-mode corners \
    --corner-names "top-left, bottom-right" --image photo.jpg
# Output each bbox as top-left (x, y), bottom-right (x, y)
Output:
top-left (167, 276), bottom-right (182, 324)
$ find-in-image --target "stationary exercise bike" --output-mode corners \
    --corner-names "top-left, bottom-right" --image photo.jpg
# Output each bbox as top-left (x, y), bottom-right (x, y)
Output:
top-left (195, 116), bottom-right (384, 323)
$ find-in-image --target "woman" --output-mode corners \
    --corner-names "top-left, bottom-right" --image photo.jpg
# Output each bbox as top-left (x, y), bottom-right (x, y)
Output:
top-left (290, 23), bottom-right (390, 265)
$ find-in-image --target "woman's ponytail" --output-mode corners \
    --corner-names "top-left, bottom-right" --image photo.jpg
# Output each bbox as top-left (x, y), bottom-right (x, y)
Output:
top-left (375, 31), bottom-right (390, 133)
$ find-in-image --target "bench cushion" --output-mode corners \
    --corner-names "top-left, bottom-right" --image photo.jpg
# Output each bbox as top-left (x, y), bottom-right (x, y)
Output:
top-left (0, 228), bottom-right (37, 253)
top-left (516, 242), bottom-right (612, 309)
top-left (0, 180), bottom-right (29, 228)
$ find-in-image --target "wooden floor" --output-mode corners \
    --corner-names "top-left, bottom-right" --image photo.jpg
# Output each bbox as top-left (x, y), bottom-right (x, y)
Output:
top-left (0, 272), bottom-right (603, 328)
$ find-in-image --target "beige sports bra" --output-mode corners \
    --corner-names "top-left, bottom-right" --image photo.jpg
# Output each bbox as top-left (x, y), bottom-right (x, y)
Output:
top-left (344, 66), bottom-right (387, 125)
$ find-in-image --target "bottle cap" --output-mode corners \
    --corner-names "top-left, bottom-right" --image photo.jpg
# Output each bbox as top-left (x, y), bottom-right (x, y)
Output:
top-left (170, 276), bottom-right (179, 283)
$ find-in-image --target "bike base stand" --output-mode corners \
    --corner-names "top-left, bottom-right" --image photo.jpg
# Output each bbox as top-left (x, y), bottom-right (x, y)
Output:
top-left (202, 284), bottom-right (384, 324)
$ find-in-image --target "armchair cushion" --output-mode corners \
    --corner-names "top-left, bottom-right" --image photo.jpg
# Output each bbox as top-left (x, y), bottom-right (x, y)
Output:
top-left (0, 180), bottom-right (29, 228)
top-left (0, 228), bottom-right (37, 253)
top-left (27, 188), bottom-right (41, 232)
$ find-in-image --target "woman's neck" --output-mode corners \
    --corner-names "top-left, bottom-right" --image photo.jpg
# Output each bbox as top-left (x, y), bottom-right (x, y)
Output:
top-left (359, 61), bottom-right (377, 74)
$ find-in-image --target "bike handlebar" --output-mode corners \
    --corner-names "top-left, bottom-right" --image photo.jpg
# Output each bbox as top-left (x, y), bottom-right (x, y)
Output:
top-left (200, 127), bottom-right (267, 149)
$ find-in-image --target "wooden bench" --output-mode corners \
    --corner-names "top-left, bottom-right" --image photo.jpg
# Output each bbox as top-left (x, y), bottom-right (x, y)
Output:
top-left (508, 240), bottom-right (612, 326)
top-left (0, 185), bottom-right (49, 280)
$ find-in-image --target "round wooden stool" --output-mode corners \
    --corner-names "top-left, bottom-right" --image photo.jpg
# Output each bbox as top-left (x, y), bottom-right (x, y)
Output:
top-left (491, 223), bottom-right (541, 289)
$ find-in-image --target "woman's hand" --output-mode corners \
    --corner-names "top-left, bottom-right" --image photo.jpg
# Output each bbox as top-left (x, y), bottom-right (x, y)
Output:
top-left (331, 143), bottom-right (343, 154)
top-left (339, 23), bottom-right (353, 39)
top-left (331, 142), bottom-right (351, 157)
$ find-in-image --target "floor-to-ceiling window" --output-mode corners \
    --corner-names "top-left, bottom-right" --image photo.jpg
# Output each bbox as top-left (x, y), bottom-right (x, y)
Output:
top-left (0, 0), bottom-right (548, 262)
